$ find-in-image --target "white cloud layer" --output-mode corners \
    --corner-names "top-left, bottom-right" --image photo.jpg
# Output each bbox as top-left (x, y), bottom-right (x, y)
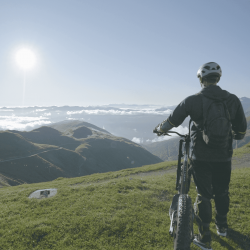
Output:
top-left (35, 109), bottom-right (47, 112)
top-left (0, 116), bottom-right (51, 131)
top-left (67, 109), bottom-right (172, 116)
top-left (132, 137), bottom-right (143, 144)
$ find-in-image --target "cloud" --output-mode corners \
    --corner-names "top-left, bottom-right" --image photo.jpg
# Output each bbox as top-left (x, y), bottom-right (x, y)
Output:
top-left (67, 108), bottom-right (173, 116)
top-left (0, 115), bottom-right (51, 131)
top-left (0, 109), bottom-right (14, 112)
top-left (35, 109), bottom-right (47, 112)
top-left (132, 137), bottom-right (143, 144)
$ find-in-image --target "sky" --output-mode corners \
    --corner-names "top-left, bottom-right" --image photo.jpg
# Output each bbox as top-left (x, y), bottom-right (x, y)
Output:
top-left (0, 0), bottom-right (250, 107)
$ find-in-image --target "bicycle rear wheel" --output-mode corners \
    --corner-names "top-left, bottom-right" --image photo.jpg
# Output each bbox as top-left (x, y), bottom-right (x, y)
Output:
top-left (174, 194), bottom-right (193, 250)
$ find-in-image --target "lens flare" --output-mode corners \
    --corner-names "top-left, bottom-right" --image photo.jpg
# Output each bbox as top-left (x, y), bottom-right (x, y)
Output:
top-left (16, 48), bottom-right (36, 70)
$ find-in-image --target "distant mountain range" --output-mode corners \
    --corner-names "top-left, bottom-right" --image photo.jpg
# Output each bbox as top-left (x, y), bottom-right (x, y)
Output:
top-left (0, 121), bottom-right (162, 187)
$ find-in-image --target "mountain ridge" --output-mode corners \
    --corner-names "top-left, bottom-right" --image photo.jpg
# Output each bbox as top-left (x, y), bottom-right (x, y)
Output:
top-left (0, 121), bottom-right (162, 187)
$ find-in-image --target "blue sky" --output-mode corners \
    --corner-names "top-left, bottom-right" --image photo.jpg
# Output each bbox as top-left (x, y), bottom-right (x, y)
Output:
top-left (0, 0), bottom-right (249, 106)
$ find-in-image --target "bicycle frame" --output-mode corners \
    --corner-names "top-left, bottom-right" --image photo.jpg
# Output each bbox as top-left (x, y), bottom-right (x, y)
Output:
top-left (177, 126), bottom-right (192, 195)
top-left (153, 120), bottom-right (193, 194)
top-left (154, 120), bottom-right (194, 248)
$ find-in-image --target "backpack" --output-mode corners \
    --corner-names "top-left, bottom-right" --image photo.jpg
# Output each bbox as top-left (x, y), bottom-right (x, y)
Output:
top-left (201, 95), bottom-right (232, 148)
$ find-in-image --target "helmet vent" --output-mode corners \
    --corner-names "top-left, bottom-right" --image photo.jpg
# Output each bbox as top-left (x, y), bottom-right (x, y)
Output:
top-left (204, 66), bottom-right (210, 70)
top-left (216, 65), bottom-right (220, 70)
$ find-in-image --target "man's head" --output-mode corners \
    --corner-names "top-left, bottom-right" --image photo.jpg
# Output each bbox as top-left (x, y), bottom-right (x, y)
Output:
top-left (197, 62), bottom-right (222, 88)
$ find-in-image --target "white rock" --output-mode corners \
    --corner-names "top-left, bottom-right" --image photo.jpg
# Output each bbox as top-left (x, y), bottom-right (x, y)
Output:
top-left (28, 189), bottom-right (57, 199)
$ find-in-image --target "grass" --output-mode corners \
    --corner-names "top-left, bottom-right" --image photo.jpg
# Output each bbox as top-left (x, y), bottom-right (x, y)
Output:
top-left (233, 141), bottom-right (250, 158)
top-left (0, 161), bottom-right (249, 249)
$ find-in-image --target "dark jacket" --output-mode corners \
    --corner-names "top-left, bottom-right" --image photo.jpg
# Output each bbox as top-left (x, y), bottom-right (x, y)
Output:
top-left (167, 85), bottom-right (247, 162)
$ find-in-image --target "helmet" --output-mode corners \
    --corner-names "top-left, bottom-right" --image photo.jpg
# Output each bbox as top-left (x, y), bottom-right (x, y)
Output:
top-left (197, 62), bottom-right (222, 80)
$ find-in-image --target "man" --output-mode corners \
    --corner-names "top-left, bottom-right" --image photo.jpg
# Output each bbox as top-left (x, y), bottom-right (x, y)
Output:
top-left (156, 62), bottom-right (247, 250)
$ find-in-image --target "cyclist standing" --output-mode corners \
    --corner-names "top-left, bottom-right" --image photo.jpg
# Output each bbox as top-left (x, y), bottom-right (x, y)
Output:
top-left (157, 62), bottom-right (247, 250)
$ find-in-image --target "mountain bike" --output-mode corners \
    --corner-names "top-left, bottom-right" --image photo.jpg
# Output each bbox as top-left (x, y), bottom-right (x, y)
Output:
top-left (153, 120), bottom-right (194, 250)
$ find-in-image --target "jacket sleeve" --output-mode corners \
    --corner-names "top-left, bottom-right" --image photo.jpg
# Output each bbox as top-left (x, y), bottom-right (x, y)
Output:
top-left (167, 96), bottom-right (193, 127)
top-left (159, 119), bottom-right (174, 132)
top-left (232, 99), bottom-right (247, 140)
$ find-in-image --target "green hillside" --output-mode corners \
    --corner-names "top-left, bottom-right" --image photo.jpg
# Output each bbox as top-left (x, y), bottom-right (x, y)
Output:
top-left (13, 126), bottom-right (81, 151)
top-left (143, 137), bottom-right (180, 161)
top-left (0, 131), bottom-right (42, 160)
top-left (0, 122), bottom-right (162, 186)
top-left (0, 159), bottom-right (249, 249)
top-left (232, 140), bottom-right (250, 169)
top-left (76, 136), bottom-right (162, 173)
top-left (49, 120), bottom-right (111, 135)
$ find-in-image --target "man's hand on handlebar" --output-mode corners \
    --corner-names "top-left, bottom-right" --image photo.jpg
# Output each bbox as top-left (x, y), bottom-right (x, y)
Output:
top-left (153, 124), bottom-right (171, 136)
top-left (153, 125), bottom-right (186, 138)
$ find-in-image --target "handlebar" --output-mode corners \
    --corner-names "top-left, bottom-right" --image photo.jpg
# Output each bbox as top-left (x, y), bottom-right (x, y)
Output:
top-left (153, 129), bottom-right (186, 138)
top-left (153, 119), bottom-right (192, 138)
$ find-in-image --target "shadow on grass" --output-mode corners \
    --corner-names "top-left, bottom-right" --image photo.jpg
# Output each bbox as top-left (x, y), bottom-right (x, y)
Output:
top-left (228, 228), bottom-right (250, 250)
top-left (211, 229), bottom-right (250, 250)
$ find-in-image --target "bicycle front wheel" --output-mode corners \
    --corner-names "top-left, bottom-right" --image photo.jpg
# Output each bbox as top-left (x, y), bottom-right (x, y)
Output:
top-left (174, 194), bottom-right (193, 250)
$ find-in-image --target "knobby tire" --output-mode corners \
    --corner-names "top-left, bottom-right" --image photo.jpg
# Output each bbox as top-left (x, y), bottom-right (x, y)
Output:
top-left (174, 194), bottom-right (193, 250)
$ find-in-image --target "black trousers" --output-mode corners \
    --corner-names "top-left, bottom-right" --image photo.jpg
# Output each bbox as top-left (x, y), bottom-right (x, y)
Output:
top-left (192, 160), bottom-right (231, 226)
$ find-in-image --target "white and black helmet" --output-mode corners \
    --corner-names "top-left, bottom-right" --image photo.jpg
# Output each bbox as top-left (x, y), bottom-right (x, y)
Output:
top-left (197, 62), bottom-right (222, 80)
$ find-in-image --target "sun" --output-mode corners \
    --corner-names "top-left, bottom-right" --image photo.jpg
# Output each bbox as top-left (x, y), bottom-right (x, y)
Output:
top-left (16, 48), bottom-right (36, 70)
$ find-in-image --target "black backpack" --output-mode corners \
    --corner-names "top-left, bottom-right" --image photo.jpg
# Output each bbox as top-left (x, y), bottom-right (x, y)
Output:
top-left (201, 95), bottom-right (232, 148)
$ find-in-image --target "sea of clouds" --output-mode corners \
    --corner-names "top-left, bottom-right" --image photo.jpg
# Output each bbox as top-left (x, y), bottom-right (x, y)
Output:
top-left (67, 108), bottom-right (172, 116)
top-left (0, 104), bottom-right (189, 144)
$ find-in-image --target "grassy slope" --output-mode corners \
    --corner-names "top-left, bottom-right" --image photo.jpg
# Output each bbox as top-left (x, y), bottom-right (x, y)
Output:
top-left (0, 160), bottom-right (249, 249)
top-left (0, 131), bottom-right (42, 160)
top-left (143, 137), bottom-right (180, 161)
top-left (76, 137), bottom-right (162, 173)
top-left (49, 120), bottom-right (111, 135)
top-left (14, 127), bottom-right (82, 151)
top-left (1, 124), bottom-right (162, 186)
top-left (232, 141), bottom-right (250, 158)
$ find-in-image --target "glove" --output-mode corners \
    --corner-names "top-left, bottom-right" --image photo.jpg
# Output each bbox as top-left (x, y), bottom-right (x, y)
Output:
top-left (159, 119), bottom-right (174, 132)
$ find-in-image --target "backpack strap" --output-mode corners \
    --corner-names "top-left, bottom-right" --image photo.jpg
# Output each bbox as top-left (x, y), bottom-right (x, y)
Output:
top-left (222, 101), bottom-right (231, 121)
top-left (201, 95), bottom-right (215, 131)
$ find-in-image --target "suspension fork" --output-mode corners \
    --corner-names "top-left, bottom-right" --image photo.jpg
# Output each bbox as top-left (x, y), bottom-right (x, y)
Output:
top-left (176, 139), bottom-right (184, 191)
top-left (180, 138), bottom-right (191, 194)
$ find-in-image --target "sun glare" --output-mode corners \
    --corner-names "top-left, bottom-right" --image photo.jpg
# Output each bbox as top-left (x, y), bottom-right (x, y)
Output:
top-left (16, 48), bottom-right (36, 70)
